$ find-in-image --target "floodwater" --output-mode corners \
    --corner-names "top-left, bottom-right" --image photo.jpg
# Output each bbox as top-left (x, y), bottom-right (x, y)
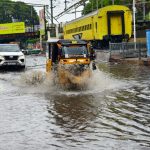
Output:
top-left (0, 55), bottom-right (150, 150)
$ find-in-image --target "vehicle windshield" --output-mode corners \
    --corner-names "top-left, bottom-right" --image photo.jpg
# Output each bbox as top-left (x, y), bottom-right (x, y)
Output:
top-left (0, 45), bottom-right (20, 52)
top-left (62, 45), bottom-right (88, 57)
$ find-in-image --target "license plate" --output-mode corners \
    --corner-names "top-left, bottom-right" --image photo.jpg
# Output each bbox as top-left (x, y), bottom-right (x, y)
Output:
top-left (4, 62), bottom-right (17, 65)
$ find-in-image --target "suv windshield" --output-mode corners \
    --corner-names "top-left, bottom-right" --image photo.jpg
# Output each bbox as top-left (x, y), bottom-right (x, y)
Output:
top-left (0, 44), bottom-right (20, 52)
top-left (62, 45), bottom-right (87, 57)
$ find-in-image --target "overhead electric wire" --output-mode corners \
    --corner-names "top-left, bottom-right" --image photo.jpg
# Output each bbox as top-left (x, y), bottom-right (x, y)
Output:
top-left (0, 1), bottom-right (47, 7)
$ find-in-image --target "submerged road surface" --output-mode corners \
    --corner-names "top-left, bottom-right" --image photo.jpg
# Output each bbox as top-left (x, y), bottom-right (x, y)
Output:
top-left (0, 55), bottom-right (150, 150)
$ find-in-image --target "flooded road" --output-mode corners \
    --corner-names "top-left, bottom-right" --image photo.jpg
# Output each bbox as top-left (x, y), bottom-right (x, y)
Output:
top-left (0, 56), bottom-right (150, 150)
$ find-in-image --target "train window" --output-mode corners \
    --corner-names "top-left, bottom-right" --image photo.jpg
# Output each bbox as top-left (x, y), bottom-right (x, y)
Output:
top-left (87, 25), bottom-right (89, 30)
top-left (95, 22), bottom-right (97, 32)
top-left (79, 27), bottom-right (81, 32)
top-left (75, 28), bottom-right (77, 32)
top-left (82, 26), bottom-right (84, 31)
top-left (85, 25), bottom-right (87, 30)
top-left (83, 26), bottom-right (85, 30)
top-left (90, 24), bottom-right (92, 29)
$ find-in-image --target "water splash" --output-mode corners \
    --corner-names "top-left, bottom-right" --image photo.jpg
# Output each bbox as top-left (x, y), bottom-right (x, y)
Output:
top-left (21, 70), bottom-right (46, 85)
top-left (14, 67), bottom-right (128, 96)
top-left (87, 69), bottom-right (128, 93)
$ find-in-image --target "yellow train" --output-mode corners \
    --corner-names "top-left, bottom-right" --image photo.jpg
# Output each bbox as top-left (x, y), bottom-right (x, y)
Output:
top-left (63, 5), bottom-right (132, 49)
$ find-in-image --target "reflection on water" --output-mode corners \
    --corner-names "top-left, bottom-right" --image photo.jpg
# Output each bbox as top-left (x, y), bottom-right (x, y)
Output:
top-left (45, 94), bottom-right (100, 129)
top-left (0, 56), bottom-right (150, 150)
top-left (44, 88), bottom-right (150, 149)
top-left (98, 62), bottom-right (150, 81)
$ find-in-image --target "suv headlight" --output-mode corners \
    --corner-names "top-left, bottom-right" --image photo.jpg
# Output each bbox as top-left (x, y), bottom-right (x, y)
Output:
top-left (18, 55), bottom-right (25, 63)
top-left (0, 55), bottom-right (4, 60)
top-left (19, 55), bottom-right (25, 59)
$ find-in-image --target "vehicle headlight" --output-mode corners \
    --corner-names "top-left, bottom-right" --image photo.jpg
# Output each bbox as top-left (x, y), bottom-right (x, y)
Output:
top-left (19, 55), bottom-right (25, 59)
top-left (18, 55), bottom-right (25, 63)
top-left (0, 55), bottom-right (4, 60)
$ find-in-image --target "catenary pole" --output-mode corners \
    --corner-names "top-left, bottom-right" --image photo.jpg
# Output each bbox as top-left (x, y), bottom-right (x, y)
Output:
top-left (133, 0), bottom-right (136, 44)
top-left (50, 0), bottom-right (53, 24)
top-left (112, 0), bottom-right (114, 5)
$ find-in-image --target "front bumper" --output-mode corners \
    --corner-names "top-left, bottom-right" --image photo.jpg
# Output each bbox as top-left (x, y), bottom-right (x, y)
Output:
top-left (0, 60), bottom-right (25, 67)
top-left (57, 65), bottom-right (91, 87)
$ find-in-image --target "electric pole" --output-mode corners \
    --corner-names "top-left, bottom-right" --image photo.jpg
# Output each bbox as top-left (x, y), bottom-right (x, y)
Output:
top-left (112, 0), bottom-right (114, 5)
top-left (64, 0), bottom-right (69, 10)
top-left (50, 0), bottom-right (53, 24)
top-left (96, 0), bottom-right (98, 10)
top-left (83, 0), bottom-right (86, 7)
top-left (44, 5), bottom-right (47, 40)
top-left (31, 6), bottom-right (34, 32)
top-left (101, 0), bottom-right (103, 7)
top-left (133, 0), bottom-right (136, 50)
top-left (143, 0), bottom-right (146, 20)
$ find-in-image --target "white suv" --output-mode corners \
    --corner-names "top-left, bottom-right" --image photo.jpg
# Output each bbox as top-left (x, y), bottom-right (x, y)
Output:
top-left (0, 44), bottom-right (26, 69)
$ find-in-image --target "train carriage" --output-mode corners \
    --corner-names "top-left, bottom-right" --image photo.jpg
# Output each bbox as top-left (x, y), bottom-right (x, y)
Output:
top-left (63, 5), bottom-right (132, 49)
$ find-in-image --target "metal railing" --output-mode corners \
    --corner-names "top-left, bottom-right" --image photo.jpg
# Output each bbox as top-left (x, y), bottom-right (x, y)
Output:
top-left (109, 42), bottom-right (147, 59)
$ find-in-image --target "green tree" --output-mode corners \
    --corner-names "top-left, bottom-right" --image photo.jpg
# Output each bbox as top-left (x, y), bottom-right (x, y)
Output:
top-left (0, 0), bottom-right (14, 23)
top-left (82, 0), bottom-right (150, 21)
top-left (0, 0), bottom-right (39, 25)
top-left (82, 0), bottom-right (122, 15)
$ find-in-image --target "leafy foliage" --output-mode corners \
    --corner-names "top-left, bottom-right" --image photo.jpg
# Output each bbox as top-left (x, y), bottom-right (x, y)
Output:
top-left (82, 0), bottom-right (150, 21)
top-left (0, 0), bottom-right (39, 25)
top-left (82, 0), bottom-right (121, 15)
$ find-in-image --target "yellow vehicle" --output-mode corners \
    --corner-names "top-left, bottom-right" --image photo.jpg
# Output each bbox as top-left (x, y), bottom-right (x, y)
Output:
top-left (63, 5), bottom-right (132, 49)
top-left (46, 39), bottom-right (95, 88)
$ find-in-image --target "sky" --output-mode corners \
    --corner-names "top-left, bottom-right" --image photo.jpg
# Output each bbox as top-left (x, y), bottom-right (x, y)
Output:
top-left (13, 0), bottom-right (84, 23)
